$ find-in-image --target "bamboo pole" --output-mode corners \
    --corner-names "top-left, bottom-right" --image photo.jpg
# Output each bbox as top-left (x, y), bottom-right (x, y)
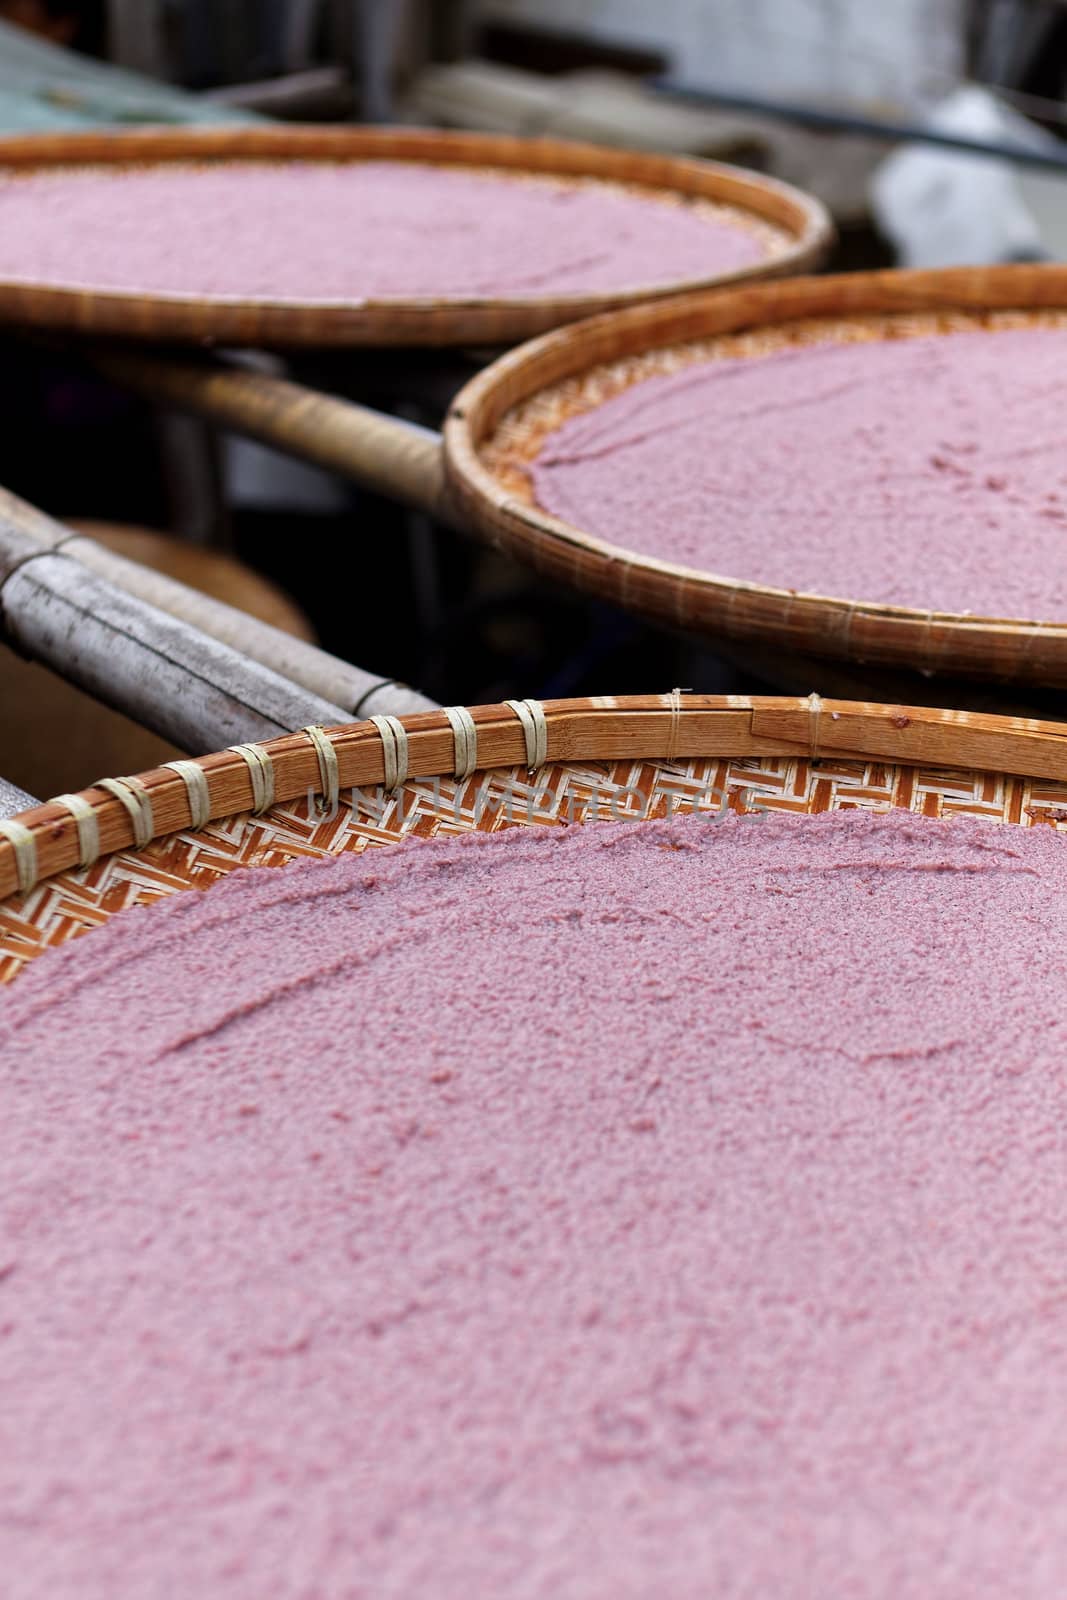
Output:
top-left (0, 520), bottom-right (348, 752)
top-left (93, 351), bottom-right (453, 524)
top-left (0, 487), bottom-right (437, 719)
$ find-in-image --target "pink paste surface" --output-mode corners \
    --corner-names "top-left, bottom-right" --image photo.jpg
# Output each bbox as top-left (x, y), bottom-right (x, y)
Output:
top-left (4, 808), bottom-right (1067, 1597)
top-left (531, 326), bottom-right (1067, 618)
top-left (0, 161), bottom-right (764, 301)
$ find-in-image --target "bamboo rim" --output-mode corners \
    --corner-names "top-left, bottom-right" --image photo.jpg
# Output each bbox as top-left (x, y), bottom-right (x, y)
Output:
top-left (440, 264), bottom-right (1067, 686)
top-left (5, 693), bottom-right (1067, 981)
top-left (0, 125), bottom-right (831, 347)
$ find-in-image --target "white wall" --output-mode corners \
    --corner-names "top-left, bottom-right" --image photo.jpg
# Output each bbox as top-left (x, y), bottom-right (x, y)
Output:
top-left (480, 0), bottom-right (966, 110)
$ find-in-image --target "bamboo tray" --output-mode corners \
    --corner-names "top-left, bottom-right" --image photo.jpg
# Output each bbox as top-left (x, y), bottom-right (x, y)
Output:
top-left (5, 693), bottom-right (1067, 984)
top-left (99, 264), bottom-right (1067, 690)
top-left (0, 125), bottom-right (830, 347)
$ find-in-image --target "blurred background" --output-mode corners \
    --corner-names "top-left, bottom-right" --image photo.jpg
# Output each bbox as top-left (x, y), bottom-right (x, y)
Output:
top-left (2, 0), bottom-right (1067, 792)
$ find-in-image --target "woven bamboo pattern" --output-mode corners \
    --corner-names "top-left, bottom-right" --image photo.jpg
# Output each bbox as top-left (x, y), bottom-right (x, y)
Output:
top-left (0, 125), bottom-right (830, 347)
top-left (440, 265), bottom-right (1067, 687)
top-left (0, 755), bottom-right (1053, 983)
top-left (6, 692), bottom-right (1067, 982)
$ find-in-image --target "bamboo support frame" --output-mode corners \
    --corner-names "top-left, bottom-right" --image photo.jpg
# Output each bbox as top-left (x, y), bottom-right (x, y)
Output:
top-left (4, 694), bottom-right (1067, 904)
top-left (90, 356), bottom-right (450, 523)
top-left (0, 487), bottom-right (437, 720)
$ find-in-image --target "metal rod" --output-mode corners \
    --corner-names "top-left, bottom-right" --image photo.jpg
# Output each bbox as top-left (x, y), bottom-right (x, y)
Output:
top-left (0, 777), bottom-right (37, 820)
top-left (654, 77), bottom-right (1067, 175)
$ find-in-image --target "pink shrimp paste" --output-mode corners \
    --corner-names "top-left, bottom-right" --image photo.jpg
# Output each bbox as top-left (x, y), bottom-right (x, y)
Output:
top-left (531, 325), bottom-right (1067, 619)
top-left (0, 161), bottom-right (763, 301)
top-left (3, 807), bottom-right (1067, 1598)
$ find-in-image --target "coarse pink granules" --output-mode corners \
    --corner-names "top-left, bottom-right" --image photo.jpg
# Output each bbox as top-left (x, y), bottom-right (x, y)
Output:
top-left (4, 808), bottom-right (1067, 1597)
top-left (531, 325), bottom-right (1067, 618)
top-left (0, 161), bottom-right (764, 301)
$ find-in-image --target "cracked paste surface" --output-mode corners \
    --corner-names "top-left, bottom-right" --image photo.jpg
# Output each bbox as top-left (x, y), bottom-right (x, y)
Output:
top-left (5, 808), bottom-right (1067, 1598)
top-left (0, 162), bottom-right (764, 301)
top-left (531, 326), bottom-right (1067, 618)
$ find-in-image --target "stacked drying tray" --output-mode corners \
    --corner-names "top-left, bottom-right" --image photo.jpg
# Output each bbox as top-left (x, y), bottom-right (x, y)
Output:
top-left (4, 116), bottom-right (1067, 1600)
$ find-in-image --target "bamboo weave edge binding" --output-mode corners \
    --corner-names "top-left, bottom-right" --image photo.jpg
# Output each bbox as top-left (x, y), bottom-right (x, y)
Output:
top-left (98, 777), bottom-right (153, 851)
top-left (808, 693), bottom-right (824, 762)
top-left (304, 725), bottom-right (340, 815)
top-left (54, 793), bottom-right (100, 869)
top-left (163, 760), bottom-right (211, 832)
top-left (445, 705), bottom-right (478, 781)
top-left (505, 699), bottom-right (548, 770)
top-left (229, 742), bottom-right (275, 816)
top-left (7, 696), bottom-right (1067, 908)
top-left (369, 715), bottom-right (409, 793)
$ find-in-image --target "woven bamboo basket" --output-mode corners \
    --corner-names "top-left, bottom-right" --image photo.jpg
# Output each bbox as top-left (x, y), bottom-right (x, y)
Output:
top-left (97, 263), bottom-right (1067, 691)
top-left (5, 692), bottom-right (1067, 984)
top-left (0, 125), bottom-right (830, 347)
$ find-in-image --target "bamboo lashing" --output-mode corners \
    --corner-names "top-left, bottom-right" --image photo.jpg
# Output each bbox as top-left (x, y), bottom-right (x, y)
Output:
top-left (162, 760), bottom-right (212, 830)
top-left (303, 723), bottom-right (341, 814)
top-left (504, 697), bottom-right (548, 770)
top-left (368, 714), bottom-right (409, 792)
top-left (53, 791), bottom-right (100, 867)
top-left (445, 704), bottom-right (478, 780)
top-left (0, 487), bottom-right (437, 720)
top-left (229, 742), bottom-right (275, 815)
top-left (97, 776), bottom-right (154, 849)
